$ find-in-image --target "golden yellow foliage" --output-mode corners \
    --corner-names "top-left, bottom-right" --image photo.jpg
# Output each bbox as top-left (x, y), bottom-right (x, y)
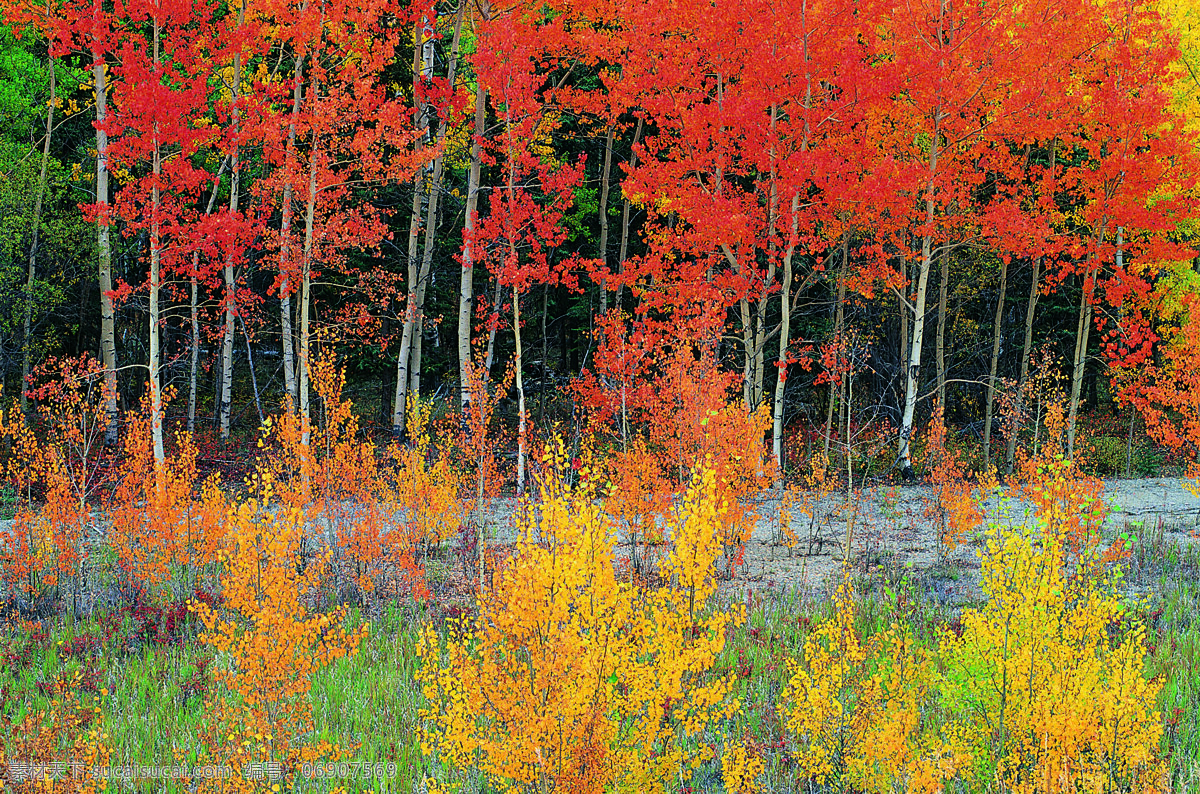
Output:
top-left (940, 514), bottom-right (1164, 792)
top-left (783, 461), bottom-right (1165, 793)
top-left (783, 579), bottom-right (965, 792)
top-left (391, 397), bottom-right (468, 550)
top-left (721, 739), bottom-right (765, 794)
top-left (0, 669), bottom-right (110, 794)
top-left (416, 463), bottom-right (742, 793)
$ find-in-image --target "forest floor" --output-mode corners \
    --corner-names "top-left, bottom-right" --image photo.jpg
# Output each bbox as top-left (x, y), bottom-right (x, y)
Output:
top-left (733, 475), bottom-right (1200, 601)
top-left (464, 475), bottom-right (1200, 610)
top-left (3, 476), bottom-right (1198, 614)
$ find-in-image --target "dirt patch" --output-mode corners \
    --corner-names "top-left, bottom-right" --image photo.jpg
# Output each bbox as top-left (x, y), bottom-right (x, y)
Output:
top-left (4, 477), bottom-right (1197, 615)
top-left (724, 476), bottom-right (1200, 603)
top-left (466, 476), bottom-right (1200, 605)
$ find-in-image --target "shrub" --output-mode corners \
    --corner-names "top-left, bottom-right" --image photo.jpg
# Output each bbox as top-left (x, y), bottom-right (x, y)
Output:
top-left (919, 409), bottom-right (985, 562)
top-left (260, 353), bottom-right (429, 602)
top-left (0, 668), bottom-right (110, 793)
top-left (782, 579), bottom-right (965, 793)
top-left (188, 468), bottom-right (369, 787)
top-left (1083, 435), bottom-right (1128, 476)
top-left (604, 437), bottom-right (674, 576)
top-left (0, 359), bottom-right (112, 608)
top-left (939, 514), bottom-right (1164, 792)
top-left (781, 463), bottom-right (1166, 793)
top-left (106, 402), bottom-right (218, 601)
top-left (416, 464), bottom-right (742, 793)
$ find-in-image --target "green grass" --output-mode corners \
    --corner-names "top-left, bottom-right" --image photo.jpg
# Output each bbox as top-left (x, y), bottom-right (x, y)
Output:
top-left (1144, 563), bottom-right (1200, 787)
top-left (310, 602), bottom-right (428, 792)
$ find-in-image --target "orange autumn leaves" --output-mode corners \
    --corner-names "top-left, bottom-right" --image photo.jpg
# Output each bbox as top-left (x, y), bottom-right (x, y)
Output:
top-left (0, 354), bottom-right (455, 788)
top-left (0, 359), bottom-right (108, 602)
top-left (187, 468), bottom-right (368, 789)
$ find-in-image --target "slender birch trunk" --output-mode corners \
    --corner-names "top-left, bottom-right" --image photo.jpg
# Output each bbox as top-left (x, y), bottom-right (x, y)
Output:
top-left (899, 254), bottom-right (909, 405)
top-left (598, 123), bottom-right (614, 314)
top-left (218, 0), bottom-right (246, 441)
top-left (935, 245), bottom-right (949, 408)
top-left (483, 277), bottom-right (502, 377)
top-left (503, 99), bottom-right (528, 493)
top-left (21, 40), bottom-right (53, 415)
top-left (897, 103), bottom-right (942, 478)
top-left (751, 267), bottom-right (775, 408)
top-left (409, 320), bottom-right (424, 399)
top-left (148, 16), bottom-right (165, 465)
top-left (752, 103), bottom-right (780, 411)
top-left (771, 192), bottom-right (801, 469)
top-left (616, 117), bottom-right (643, 310)
top-left (298, 2), bottom-right (325, 445)
top-left (1067, 225), bottom-right (1106, 459)
top-left (189, 160), bottom-right (226, 433)
top-left (513, 284), bottom-right (526, 494)
top-left (394, 18), bottom-right (428, 434)
top-left (1005, 254), bottom-right (1042, 472)
top-left (772, 11), bottom-right (811, 471)
top-left (299, 132), bottom-right (320, 443)
top-left (95, 42), bottom-right (119, 445)
top-left (459, 77), bottom-right (487, 409)
top-left (824, 234), bottom-right (848, 460)
top-left (982, 252), bottom-right (1009, 465)
top-left (406, 4), bottom-right (463, 409)
top-left (279, 51), bottom-right (307, 407)
top-left (394, 170), bottom-right (421, 414)
top-left (739, 279), bottom-right (754, 411)
top-left (238, 312), bottom-right (264, 425)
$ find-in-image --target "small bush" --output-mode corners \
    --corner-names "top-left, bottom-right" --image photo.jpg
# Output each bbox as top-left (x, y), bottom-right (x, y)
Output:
top-left (1084, 435), bottom-right (1128, 476)
top-left (417, 465), bottom-right (742, 793)
top-left (783, 463), bottom-right (1166, 793)
top-left (1131, 444), bottom-right (1164, 476)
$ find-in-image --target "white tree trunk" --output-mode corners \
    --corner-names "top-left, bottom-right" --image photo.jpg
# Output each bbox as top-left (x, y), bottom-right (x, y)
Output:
top-left (823, 234), bottom-right (848, 460)
top-left (513, 285), bottom-right (526, 494)
top-left (95, 52), bottom-right (119, 445)
top-left (218, 0), bottom-right (246, 441)
top-left (982, 252), bottom-right (1008, 464)
top-left (458, 77), bottom-right (487, 409)
top-left (897, 105), bottom-right (942, 478)
top-left (393, 4), bottom-right (462, 429)
top-left (1067, 226), bottom-right (1106, 459)
top-left (935, 246), bottom-right (949, 408)
top-left (280, 53), bottom-right (306, 408)
top-left (1005, 254), bottom-right (1042, 472)
top-left (598, 123), bottom-right (614, 314)
top-left (393, 18), bottom-right (428, 433)
top-left (300, 134), bottom-right (320, 444)
top-left (616, 117), bottom-right (643, 310)
top-left (772, 192), bottom-right (801, 470)
top-left (21, 44), bottom-right (53, 415)
top-left (189, 159), bottom-right (227, 434)
top-left (148, 17), bottom-right (164, 465)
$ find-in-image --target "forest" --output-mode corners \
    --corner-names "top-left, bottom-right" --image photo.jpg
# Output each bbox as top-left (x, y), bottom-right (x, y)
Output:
top-left (2, 0), bottom-right (1200, 789)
